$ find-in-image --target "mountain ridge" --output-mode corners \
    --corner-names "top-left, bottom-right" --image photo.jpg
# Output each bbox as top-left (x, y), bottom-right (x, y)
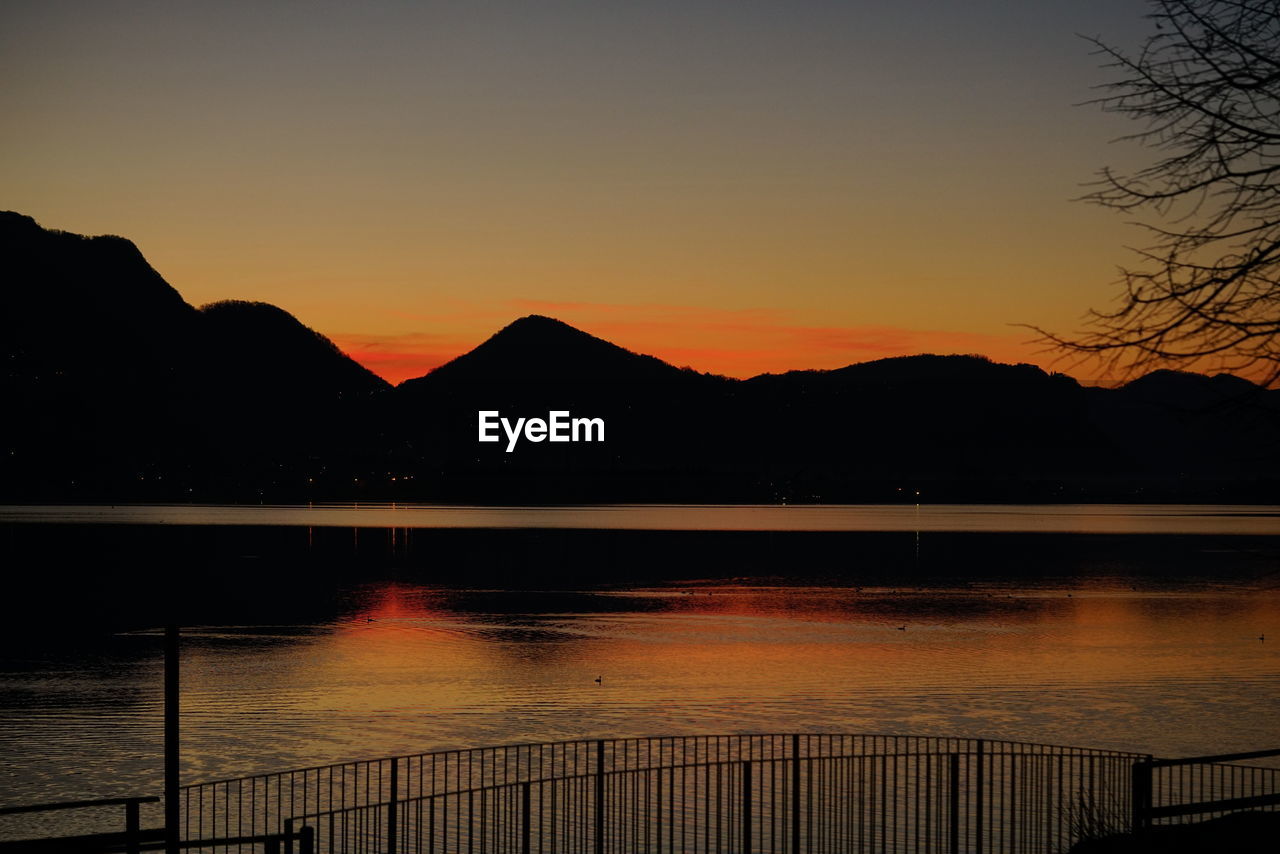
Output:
top-left (3, 211), bottom-right (1276, 503)
top-left (401, 313), bottom-right (712, 389)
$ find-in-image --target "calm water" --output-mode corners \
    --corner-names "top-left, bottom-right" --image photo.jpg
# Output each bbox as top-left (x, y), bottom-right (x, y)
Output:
top-left (3, 503), bottom-right (1280, 534)
top-left (0, 505), bottom-right (1278, 837)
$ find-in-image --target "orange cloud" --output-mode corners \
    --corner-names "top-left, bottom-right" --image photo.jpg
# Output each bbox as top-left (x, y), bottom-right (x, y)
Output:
top-left (502, 300), bottom-right (1042, 378)
top-left (328, 300), bottom-right (1056, 384)
top-left (328, 331), bottom-right (476, 384)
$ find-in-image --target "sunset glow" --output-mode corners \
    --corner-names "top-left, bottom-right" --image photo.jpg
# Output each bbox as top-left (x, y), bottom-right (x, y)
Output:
top-left (329, 301), bottom-right (1050, 383)
top-left (2, 1), bottom-right (1164, 385)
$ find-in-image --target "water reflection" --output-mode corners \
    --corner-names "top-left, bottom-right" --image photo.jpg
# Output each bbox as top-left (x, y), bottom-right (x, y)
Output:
top-left (4, 503), bottom-right (1280, 534)
top-left (1, 579), bottom-right (1277, 838)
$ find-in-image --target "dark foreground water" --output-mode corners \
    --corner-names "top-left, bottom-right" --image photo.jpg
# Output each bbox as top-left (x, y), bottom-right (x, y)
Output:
top-left (0, 505), bottom-right (1277, 838)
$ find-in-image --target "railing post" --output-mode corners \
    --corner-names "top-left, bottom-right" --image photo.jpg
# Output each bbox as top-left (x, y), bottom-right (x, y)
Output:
top-left (125, 798), bottom-right (141, 854)
top-left (791, 735), bottom-right (800, 854)
top-left (522, 781), bottom-right (532, 854)
top-left (595, 740), bottom-right (605, 854)
top-left (974, 740), bottom-right (984, 854)
top-left (299, 825), bottom-right (314, 854)
top-left (164, 625), bottom-right (180, 854)
top-left (1130, 760), bottom-right (1152, 835)
top-left (284, 818), bottom-right (294, 854)
top-left (388, 757), bottom-right (399, 854)
top-left (266, 834), bottom-right (281, 854)
top-left (949, 753), bottom-right (960, 854)
top-left (741, 761), bottom-right (752, 854)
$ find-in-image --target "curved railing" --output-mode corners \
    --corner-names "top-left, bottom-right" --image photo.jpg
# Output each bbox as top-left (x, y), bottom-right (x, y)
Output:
top-left (180, 733), bottom-right (1162, 853)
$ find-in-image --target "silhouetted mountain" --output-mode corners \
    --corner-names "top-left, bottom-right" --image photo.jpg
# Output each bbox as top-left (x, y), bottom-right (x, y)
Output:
top-left (1, 212), bottom-right (209, 496)
top-left (199, 298), bottom-right (388, 445)
top-left (1, 212), bottom-right (205, 396)
top-left (1087, 369), bottom-right (1280, 480)
top-left (0, 212), bottom-right (389, 499)
top-left (3, 211), bottom-right (1277, 503)
top-left (404, 315), bottom-right (694, 388)
top-left (390, 316), bottom-right (734, 500)
top-left (387, 324), bottom-right (1279, 502)
top-left (201, 300), bottom-right (388, 398)
top-left (1118, 369), bottom-right (1275, 410)
top-left (193, 300), bottom-right (392, 486)
top-left (758, 353), bottom-right (1051, 387)
top-left (739, 355), bottom-right (1119, 497)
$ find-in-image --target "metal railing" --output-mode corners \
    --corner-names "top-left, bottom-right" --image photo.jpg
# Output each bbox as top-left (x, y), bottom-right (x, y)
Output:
top-left (0, 814), bottom-right (309, 854)
top-left (180, 734), bottom-right (1149, 854)
top-left (10, 738), bottom-right (1278, 853)
top-left (1132, 747), bottom-right (1280, 831)
top-left (0, 796), bottom-right (160, 854)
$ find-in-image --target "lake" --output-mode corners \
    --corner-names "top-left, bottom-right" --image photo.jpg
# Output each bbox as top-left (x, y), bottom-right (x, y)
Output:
top-left (0, 504), bottom-right (1277, 839)
top-left (2, 502), bottom-right (1279, 534)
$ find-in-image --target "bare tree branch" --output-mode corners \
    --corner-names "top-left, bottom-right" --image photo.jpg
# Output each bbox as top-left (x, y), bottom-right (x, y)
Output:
top-left (1040, 1), bottom-right (1280, 386)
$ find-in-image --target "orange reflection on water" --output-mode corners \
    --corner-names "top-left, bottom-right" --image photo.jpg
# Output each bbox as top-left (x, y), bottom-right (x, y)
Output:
top-left (171, 580), bottom-right (1280, 777)
top-left (298, 582), bottom-right (1280, 706)
top-left (343, 582), bottom-right (449, 625)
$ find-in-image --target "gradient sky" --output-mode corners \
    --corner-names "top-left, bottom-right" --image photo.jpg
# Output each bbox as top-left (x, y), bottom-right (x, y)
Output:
top-left (3, 0), bottom-right (1162, 383)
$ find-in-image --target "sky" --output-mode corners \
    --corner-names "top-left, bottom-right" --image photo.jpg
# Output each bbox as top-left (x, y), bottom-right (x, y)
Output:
top-left (2, 0), bottom-right (1161, 383)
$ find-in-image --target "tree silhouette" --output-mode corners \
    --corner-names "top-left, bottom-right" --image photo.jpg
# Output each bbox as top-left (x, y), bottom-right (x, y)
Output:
top-left (1047, 0), bottom-right (1280, 385)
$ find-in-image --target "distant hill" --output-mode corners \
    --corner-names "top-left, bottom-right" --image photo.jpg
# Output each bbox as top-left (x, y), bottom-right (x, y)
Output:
top-left (194, 300), bottom-right (391, 485)
top-left (1096, 369), bottom-right (1280, 480)
top-left (391, 315), bottom-right (734, 501)
top-left (740, 354), bottom-right (1117, 496)
top-left (2, 212), bottom-right (1277, 502)
top-left (1117, 369), bottom-right (1272, 411)
top-left (0, 211), bottom-right (204, 395)
top-left (386, 321), bottom-right (1278, 502)
top-left (0, 212), bottom-right (389, 499)
top-left (1, 212), bottom-right (207, 496)
top-left (201, 299), bottom-right (388, 399)
top-left (403, 314), bottom-right (698, 387)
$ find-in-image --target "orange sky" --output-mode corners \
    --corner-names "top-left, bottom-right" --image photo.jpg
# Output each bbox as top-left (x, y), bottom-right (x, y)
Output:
top-left (3, 1), bottom-right (1176, 385)
top-left (327, 300), bottom-right (1056, 384)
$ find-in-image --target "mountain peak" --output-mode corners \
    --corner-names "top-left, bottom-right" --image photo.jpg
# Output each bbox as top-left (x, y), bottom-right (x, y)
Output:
top-left (402, 315), bottom-right (687, 387)
top-left (487, 314), bottom-right (603, 347)
top-left (504, 314), bottom-right (577, 331)
top-left (200, 299), bottom-right (390, 393)
top-left (1120, 368), bottom-right (1263, 409)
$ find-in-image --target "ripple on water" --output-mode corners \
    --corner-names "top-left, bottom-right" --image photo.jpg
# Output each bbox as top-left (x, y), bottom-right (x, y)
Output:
top-left (2, 581), bottom-right (1278, 839)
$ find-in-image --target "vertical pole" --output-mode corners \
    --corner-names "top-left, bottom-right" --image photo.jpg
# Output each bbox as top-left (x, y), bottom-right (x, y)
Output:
top-left (948, 754), bottom-right (960, 854)
top-left (975, 740), bottom-right (984, 854)
top-left (1008, 758), bottom-right (1017, 852)
top-left (521, 782), bottom-right (531, 854)
top-left (741, 761), bottom-right (752, 854)
top-left (388, 758), bottom-right (399, 854)
top-left (595, 740), bottom-right (605, 854)
top-left (299, 825), bottom-right (315, 854)
top-left (125, 799), bottom-right (141, 854)
top-left (284, 818), bottom-right (295, 854)
top-left (164, 625), bottom-right (179, 854)
top-left (791, 735), bottom-right (800, 854)
top-left (1130, 761), bottom-right (1152, 835)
